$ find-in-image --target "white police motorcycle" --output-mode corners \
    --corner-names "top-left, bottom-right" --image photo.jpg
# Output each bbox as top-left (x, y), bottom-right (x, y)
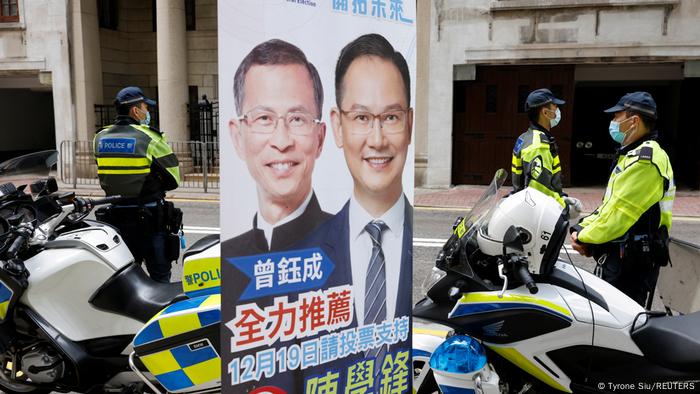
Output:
top-left (413, 170), bottom-right (700, 393)
top-left (0, 151), bottom-right (222, 393)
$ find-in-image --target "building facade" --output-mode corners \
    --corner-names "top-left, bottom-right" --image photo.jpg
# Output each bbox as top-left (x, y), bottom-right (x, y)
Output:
top-left (0, 0), bottom-right (218, 176)
top-left (416, 0), bottom-right (700, 189)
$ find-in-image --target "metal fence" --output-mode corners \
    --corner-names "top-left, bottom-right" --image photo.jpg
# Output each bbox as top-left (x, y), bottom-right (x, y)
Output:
top-left (59, 140), bottom-right (219, 192)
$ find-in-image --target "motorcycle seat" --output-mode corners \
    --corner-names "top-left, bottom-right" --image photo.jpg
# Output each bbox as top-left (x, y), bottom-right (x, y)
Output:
top-left (89, 263), bottom-right (187, 323)
top-left (631, 311), bottom-right (700, 372)
top-left (183, 234), bottom-right (219, 259)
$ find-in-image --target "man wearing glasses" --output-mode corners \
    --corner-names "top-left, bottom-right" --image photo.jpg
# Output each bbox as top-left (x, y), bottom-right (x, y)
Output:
top-left (223, 39), bottom-right (331, 258)
top-left (298, 33), bottom-right (413, 386)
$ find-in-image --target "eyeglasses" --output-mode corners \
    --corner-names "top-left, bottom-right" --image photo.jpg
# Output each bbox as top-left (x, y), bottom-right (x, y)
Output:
top-left (238, 109), bottom-right (321, 136)
top-left (340, 109), bottom-right (409, 135)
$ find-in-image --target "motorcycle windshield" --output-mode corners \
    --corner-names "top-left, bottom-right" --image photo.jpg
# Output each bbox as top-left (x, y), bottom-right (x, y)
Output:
top-left (0, 150), bottom-right (58, 192)
top-left (437, 169), bottom-right (508, 279)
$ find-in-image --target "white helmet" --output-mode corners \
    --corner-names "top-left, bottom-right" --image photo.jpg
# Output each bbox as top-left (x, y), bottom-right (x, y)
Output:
top-left (476, 188), bottom-right (568, 275)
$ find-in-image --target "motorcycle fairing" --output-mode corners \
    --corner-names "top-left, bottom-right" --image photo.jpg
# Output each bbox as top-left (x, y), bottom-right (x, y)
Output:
top-left (0, 275), bottom-right (20, 323)
top-left (133, 293), bottom-right (221, 393)
top-left (182, 235), bottom-right (220, 298)
top-left (450, 291), bottom-right (573, 323)
top-left (488, 345), bottom-right (572, 393)
top-left (547, 345), bottom-right (700, 391)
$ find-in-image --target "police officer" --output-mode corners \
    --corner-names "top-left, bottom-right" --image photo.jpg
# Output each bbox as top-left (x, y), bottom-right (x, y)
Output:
top-left (93, 86), bottom-right (181, 283)
top-left (512, 88), bottom-right (581, 214)
top-left (570, 92), bottom-right (675, 308)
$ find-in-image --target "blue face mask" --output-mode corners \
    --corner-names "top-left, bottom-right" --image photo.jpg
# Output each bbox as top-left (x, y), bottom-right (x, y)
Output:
top-left (140, 110), bottom-right (151, 126)
top-left (550, 108), bottom-right (561, 128)
top-left (608, 116), bottom-right (634, 144)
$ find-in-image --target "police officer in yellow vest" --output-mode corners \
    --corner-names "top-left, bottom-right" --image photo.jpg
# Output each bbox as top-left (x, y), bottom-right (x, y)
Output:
top-left (570, 92), bottom-right (675, 308)
top-left (512, 88), bottom-right (582, 214)
top-left (93, 86), bottom-right (181, 283)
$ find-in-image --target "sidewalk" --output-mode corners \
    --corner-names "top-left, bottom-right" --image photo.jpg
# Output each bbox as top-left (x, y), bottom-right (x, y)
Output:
top-left (416, 185), bottom-right (700, 218)
top-left (56, 181), bottom-right (220, 201)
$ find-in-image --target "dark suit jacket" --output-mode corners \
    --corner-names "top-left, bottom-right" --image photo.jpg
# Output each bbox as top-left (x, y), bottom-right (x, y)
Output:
top-left (287, 195), bottom-right (414, 392)
top-left (221, 192), bottom-right (331, 393)
top-left (221, 193), bottom-right (331, 258)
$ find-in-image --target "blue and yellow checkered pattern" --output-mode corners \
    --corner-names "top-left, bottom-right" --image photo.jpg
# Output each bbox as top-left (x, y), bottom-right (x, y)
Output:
top-left (134, 294), bottom-right (220, 347)
top-left (140, 340), bottom-right (220, 392)
top-left (133, 294), bottom-right (221, 392)
top-left (0, 279), bottom-right (14, 321)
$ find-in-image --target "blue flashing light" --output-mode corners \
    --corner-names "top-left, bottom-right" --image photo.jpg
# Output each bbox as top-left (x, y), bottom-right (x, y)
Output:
top-left (428, 335), bottom-right (487, 374)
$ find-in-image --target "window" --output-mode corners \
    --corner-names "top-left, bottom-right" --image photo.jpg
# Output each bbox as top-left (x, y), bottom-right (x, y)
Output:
top-left (185, 0), bottom-right (196, 31)
top-left (0, 0), bottom-right (19, 23)
top-left (97, 0), bottom-right (118, 30)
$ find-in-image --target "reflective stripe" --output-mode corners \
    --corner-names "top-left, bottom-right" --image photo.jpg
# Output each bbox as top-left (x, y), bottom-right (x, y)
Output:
top-left (97, 168), bottom-right (150, 175)
top-left (157, 153), bottom-right (179, 168)
top-left (511, 166), bottom-right (523, 175)
top-left (455, 292), bottom-right (572, 318)
top-left (488, 346), bottom-right (571, 393)
top-left (96, 157), bottom-right (150, 167)
top-left (660, 199), bottom-right (674, 212)
top-left (0, 300), bottom-right (9, 321)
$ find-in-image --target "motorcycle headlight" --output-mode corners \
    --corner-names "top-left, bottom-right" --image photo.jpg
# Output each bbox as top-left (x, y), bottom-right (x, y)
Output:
top-left (421, 266), bottom-right (446, 299)
top-left (429, 335), bottom-right (487, 374)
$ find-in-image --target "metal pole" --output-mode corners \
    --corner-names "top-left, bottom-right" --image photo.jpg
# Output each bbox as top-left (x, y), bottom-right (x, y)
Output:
top-left (202, 142), bottom-right (208, 193)
top-left (72, 140), bottom-right (77, 189)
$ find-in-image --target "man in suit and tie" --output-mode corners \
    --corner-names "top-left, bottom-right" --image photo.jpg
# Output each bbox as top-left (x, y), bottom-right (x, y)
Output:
top-left (223, 39), bottom-right (331, 258)
top-left (298, 33), bottom-right (413, 392)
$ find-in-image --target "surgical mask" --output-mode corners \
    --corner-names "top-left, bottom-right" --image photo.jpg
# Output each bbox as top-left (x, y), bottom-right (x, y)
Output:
top-left (550, 108), bottom-right (561, 128)
top-left (608, 116), bottom-right (634, 144)
top-left (136, 106), bottom-right (151, 125)
top-left (141, 110), bottom-right (151, 126)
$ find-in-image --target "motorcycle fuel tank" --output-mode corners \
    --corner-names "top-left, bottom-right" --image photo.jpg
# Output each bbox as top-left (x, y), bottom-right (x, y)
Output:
top-left (447, 285), bottom-right (573, 344)
top-left (22, 224), bottom-right (143, 341)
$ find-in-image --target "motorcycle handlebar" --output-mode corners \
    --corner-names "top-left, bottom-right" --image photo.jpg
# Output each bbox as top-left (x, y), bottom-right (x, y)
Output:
top-left (515, 263), bottom-right (538, 294)
top-left (7, 231), bottom-right (29, 258)
top-left (88, 195), bottom-right (124, 206)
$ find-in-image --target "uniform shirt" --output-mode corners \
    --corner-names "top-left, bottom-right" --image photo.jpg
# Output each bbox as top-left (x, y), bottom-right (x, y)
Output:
top-left (576, 133), bottom-right (674, 244)
top-left (93, 115), bottom-right (180, 199)
top-left (511, 123), bottom-right (565, 207)
top-left (348, 194), bottom-right (405, 323)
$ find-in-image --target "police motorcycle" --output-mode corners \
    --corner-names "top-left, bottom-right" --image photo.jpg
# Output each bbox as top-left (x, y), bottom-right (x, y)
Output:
top-left (0, 151), bottom-right (223, 393)
top-left (412, 169), bottom-right (700, 393)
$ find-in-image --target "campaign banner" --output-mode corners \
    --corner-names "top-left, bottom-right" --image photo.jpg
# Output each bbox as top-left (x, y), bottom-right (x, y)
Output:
top-left (219, 1), bottom-right (415, 392)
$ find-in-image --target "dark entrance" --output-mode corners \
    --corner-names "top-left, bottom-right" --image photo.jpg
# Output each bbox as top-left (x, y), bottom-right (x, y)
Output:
top-left (0, 89), bottom-right (55, 161)
top-left (451, 65), bottom-right (574, 186)
top-left (570, 82), bottom-right (679, 186)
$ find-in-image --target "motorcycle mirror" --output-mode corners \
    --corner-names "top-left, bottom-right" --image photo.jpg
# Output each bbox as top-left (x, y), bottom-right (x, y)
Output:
top-left (30, 177), bottom-right (58, 196)
top-left (502, 225), bottom-right (524, 255)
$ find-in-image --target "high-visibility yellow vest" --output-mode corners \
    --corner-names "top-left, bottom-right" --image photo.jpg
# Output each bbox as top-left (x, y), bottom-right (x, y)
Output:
top-left (512, 125), bottom-right (565, 207)
top-left (93, 119), bottom-right (180, 198)
top-left (578, 138), bottom-right (674, 244)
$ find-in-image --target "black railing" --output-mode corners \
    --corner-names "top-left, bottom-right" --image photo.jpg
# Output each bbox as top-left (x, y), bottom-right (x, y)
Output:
top-left (187, 97), bottom-right (219, 170)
